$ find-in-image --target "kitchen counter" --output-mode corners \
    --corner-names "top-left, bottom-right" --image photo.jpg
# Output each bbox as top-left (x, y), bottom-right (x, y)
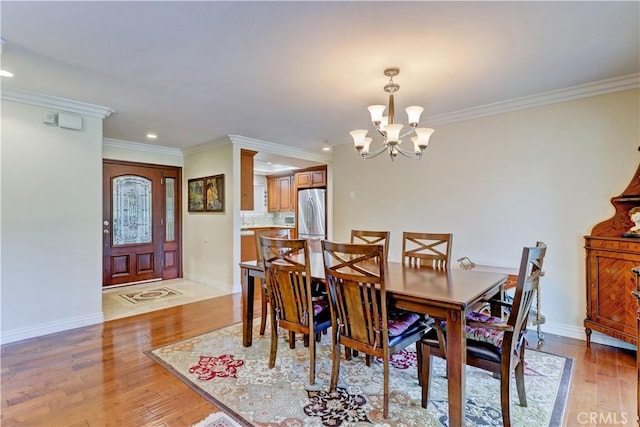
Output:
top-left (240, 225), bottom-right (294, 236)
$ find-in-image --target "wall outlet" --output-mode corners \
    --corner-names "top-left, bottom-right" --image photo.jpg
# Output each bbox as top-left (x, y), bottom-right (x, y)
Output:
top-left (203, 234), bottom-right (210, 243)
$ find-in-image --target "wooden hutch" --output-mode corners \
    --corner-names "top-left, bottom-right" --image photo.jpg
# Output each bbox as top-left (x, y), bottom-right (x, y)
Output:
top-left (584, 156), bottom-right (640, 347)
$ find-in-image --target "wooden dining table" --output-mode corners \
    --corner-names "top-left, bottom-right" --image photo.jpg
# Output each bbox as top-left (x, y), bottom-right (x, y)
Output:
top-left (240, 252), bottom-right (507, 426)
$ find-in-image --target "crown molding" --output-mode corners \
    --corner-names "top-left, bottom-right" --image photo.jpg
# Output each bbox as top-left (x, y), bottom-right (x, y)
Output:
top-left (1, 86), bottom-right (115, 118)
top-left (103, 138), bottom-right (183, 156)
top-left (426, 73), bottom-right (640, 127)
top-left (182, 136), bottom-right (232, 156)
top-left (228, 135), bottom-right (333, 164)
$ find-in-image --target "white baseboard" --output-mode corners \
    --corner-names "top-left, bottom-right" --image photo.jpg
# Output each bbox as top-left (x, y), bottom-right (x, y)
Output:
top-left (0, 312), bottom-right (104, 345)
top-left (542, 321), bottom-right (636, 351)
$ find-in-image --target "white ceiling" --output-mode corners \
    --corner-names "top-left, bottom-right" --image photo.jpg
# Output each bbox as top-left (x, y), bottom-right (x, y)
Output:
top-left (1, 1), bottom-right (638, 155)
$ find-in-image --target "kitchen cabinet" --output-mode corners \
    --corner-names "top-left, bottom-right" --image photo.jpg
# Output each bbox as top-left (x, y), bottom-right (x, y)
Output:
top-left (241, 233), bottom-right (257, 262)
top-left (584, 158), bottom-right (640, 347)
top-left (241, 227), bottom-right (294, 261)
top-left (267, 174), bottom-right (294, 212)
top-left (295, 167), bottom-right (326, 189)
top-left (240, 149), bottom-right (258, 211)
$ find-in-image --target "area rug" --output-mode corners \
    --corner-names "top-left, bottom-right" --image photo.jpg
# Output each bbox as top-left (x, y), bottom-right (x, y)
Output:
top-left (147, 322), bottom-right (573, 426)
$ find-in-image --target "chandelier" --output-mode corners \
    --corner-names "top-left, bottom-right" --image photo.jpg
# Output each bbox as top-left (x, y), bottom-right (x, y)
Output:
top-left (350, 67), bottom-right (434, 161)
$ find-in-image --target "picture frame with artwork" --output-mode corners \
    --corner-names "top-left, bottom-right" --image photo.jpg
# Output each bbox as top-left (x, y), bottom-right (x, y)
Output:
top-left (188, 178), bottom-right (205, 212)
top-left (205, 174), bottom-right (225, 212)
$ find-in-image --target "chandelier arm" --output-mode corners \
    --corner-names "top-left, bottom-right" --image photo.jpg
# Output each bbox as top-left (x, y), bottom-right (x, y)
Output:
top-left (395, 146), bottom-right (423, 160)
top-left (399, 128), bottom-right (415, 139)
top-left (361, 145), bottom-right (388, 160)
top-left (374, 127), bottom-right (386, 138)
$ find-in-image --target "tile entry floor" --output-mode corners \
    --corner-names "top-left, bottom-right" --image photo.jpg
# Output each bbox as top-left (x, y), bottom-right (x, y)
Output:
top-left (102, 278), bottom-right (233, 321)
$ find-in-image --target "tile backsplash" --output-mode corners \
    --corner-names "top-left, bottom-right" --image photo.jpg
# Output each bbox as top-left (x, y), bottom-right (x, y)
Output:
top-left (241, 211), bottom-right (295, 227)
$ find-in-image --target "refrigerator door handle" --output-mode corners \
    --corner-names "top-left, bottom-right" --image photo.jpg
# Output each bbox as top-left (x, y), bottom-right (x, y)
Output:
top-left (307, 198), bottom-right (314, 232)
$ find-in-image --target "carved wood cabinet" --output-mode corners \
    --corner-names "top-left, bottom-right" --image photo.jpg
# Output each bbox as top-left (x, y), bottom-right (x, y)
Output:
top-left (584, 160), bottom-right (640, 346)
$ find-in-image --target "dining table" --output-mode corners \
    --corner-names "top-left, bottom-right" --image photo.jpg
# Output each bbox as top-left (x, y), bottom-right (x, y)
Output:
top-left (240, 250), bottom-right (507, 426)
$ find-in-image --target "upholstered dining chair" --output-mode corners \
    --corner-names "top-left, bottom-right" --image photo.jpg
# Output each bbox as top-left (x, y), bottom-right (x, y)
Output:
top-left (402, 232), bottom-right (452, 268)
top-left (259, 236), bottom-right (331, 388)
top-left (322, 240), bottom-right (431, 419)
top-left (419, 243), bottom-right (547, 427)
top-left (254, 228), bottom-right (292, 335)
top-left (350, 229), bottom-right (391, 262)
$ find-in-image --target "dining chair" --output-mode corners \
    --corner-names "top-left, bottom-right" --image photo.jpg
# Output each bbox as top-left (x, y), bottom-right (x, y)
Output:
top-left (350, 229), bottom-right (390, 261)
top-left (254, 228), bottom-right (292, 335)
top-left (419, 243), bottom-right (547, 427)
top-left (260, 236), bottom-right (331, 388)
top-left (402, 232), bottom-right (452, 268)
top-left (322, 240), bottom-right (431, 419)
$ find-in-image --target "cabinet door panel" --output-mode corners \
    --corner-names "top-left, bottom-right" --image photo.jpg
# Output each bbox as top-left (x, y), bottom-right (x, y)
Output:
top-left (278, 176), bottom-right (293, 211)
top-left (241, 149), bottom-right (257, 210)
top-left (267, 177), bottom-right (279, 211)
top-left (590, 251), bottom-right (639, 336)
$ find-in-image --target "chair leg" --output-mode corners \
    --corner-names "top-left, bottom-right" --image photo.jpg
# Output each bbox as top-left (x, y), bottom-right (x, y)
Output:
top-left (420, 343), bottom-right (432, 408)
top-left (344, 346), bottom-right (352, 360)
top-left (309, 333), bottom-right (316, 385)
top-left (268, 310), bottom-right (278, 369)
top-left (416, 342), bottom-right (423, 386)
top-left (500, 359), bottom-right (513, 427)
top-left (383, 354), bottom-right (390, 419)
top-left (515, 348), bottom-right (527, 407)
top-left (289, 332), bottom-right (296, 349)
top-left (259, 281), bottom-right (268, 335)
top-left (330, 336), bottom-right (342, 392)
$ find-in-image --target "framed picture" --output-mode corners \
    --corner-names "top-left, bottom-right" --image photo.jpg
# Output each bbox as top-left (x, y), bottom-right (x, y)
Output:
top-left (188, 178), bottom-right (205, 212)
top-left (205, 174), bottom-right (225, 212)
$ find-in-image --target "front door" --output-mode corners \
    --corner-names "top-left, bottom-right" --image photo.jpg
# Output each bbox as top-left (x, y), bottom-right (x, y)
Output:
top-left (103, 160), bottom-right (182, 287)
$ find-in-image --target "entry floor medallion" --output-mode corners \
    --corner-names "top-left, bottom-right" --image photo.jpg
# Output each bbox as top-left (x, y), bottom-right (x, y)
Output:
top-left (148, 322), bottom-right (573, 427)
top-left (119, 287), bottom-right (182, 304)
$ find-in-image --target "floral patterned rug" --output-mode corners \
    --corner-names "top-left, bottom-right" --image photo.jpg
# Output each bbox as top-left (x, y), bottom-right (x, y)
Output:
top-left (147, 322), bottom-right (572, 427)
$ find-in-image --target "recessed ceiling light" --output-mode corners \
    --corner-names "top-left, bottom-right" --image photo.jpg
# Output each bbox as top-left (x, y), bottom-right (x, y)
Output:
top-left (146, 133), bottom-right (158, 139)
top-left (0, 70), bottom-right (14, 77)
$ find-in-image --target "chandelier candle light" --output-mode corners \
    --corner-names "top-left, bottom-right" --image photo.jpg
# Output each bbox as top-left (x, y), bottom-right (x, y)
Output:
top-left (351, 67), bottom-right (434, 161)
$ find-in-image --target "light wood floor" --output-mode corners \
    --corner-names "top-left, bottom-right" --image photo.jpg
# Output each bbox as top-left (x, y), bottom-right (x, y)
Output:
top-left (1, 293), bottom-right (637, 426)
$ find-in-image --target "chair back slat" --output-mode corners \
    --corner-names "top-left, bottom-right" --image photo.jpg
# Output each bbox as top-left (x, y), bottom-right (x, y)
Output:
top-left (402, 232), bottom-right (452, 268)
top-left (504, 242), bottom-right (547, 351)
top-left (261, 237), bottom-right (312, 328)
top-left (255, 228), bottom-right (292, 263)
top-left (351, 230), bottom-right (390, 261)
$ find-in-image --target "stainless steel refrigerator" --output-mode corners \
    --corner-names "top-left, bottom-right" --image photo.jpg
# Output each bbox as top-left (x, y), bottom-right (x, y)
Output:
top-left (297, 188), bottom-right (326, 240)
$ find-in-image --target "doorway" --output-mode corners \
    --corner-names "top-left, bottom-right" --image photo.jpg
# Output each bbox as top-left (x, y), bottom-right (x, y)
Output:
top-left (102, 160), bottom-right (182, 287)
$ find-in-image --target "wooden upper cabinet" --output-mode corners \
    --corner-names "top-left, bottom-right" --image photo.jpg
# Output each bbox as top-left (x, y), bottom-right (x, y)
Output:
top-left (240, 149), bottom-right (257, 211)
top-left (295, 167), bottom-right (326, 189)
top-left (267, 174), bottom-right (294, 212)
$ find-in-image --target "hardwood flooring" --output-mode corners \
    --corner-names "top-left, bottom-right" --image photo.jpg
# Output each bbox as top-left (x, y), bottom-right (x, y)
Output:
top-left (1, 293), bottom-right (637, 426)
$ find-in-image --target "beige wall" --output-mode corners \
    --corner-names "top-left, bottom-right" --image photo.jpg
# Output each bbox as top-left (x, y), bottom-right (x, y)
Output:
top-left (182, 142), bottom-right (237, 291)
top-left (332, 89), bottom-right (639, 348)
top-left (1, 100), bottom-right (104, 343)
